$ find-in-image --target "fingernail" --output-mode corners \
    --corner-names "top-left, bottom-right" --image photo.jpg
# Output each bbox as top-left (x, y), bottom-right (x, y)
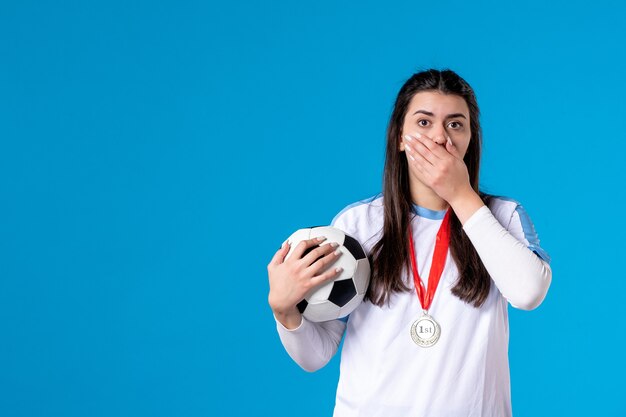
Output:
top-left (405, 144), bottom-right (412, 152)
top-left (403, 134), bottom-right (413, 142)
top-left (317, 236), bottom-right (327, 241)
top-left (334, 249), bottom-right (342, 256)
top-left (409, 154), bottom-right (415, 161)
top-left (330, 242), bottom-right (339, 248)
top-left (414, 132), bottom-right (422, 138)
top-left (335, 267), bottom-right (343, 273)
top-left (447, 136), bottom-right (452, 146)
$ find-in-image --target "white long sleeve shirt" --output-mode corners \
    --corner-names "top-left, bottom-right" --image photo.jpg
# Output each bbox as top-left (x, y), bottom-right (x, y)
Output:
top-left (275, 193), bottom-right (552, 417)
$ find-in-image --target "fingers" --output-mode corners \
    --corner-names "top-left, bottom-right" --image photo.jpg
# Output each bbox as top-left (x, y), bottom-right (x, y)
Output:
top-left (301, 241), bottom-right (340, 267)
top-left (303, 242), bottom-right (342, 273)
top-left (309, 264), bottom-right (344, 287)
top-left (405, 140), bottom-right (432, 172)
top-left (270, 235), bottom-right (334, 264)
top-left (405, 133), bottom-right (448, 161)
top-left (445, 136), bottom-right (462, 159)
top-left (404, 134), bottom-right (437, 167)
top-left (404, 137), bottom-right (435, 186)
top-left (269, 237), bottom-right (343, 285)
top-left (291, 236), bottom-right (328, 261)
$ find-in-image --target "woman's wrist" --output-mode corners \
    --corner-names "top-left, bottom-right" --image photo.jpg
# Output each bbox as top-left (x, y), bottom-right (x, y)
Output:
top-left (448, 186), bottom-right (485, 225)
top-left (273, 307), bottom-right (303, 330)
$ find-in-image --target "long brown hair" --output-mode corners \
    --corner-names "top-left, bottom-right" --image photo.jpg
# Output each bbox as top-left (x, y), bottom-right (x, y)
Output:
top-left (367, 68), bottom-right (492, 308)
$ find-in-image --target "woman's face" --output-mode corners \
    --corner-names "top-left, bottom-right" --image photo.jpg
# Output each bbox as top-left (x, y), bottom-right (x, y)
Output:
top-left (400, 90), bottom-right (471, 158)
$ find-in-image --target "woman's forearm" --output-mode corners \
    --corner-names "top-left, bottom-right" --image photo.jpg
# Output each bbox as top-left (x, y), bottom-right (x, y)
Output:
top-left (274, 314), bottom-right (346, 372)
top-left (461, 205), bottom-right (552, 310)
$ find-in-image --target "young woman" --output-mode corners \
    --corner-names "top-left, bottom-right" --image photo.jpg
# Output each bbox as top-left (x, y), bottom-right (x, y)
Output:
top-left (267, 68), bottom-right (552, 417)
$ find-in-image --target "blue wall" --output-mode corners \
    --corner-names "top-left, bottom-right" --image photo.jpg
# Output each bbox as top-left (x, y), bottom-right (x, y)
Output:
top-left (1, 0), bottom-right (624, 415)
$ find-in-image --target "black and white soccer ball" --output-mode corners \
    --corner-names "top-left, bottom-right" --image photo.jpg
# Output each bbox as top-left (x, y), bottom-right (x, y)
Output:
top-left (284, 226), bottom-right (370, 322)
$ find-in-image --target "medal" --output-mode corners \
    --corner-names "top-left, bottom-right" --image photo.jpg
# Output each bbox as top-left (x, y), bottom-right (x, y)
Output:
top-left (408, 209), bottom-right (451, 348)
top-left (410, 312), bottom-right (441, 347)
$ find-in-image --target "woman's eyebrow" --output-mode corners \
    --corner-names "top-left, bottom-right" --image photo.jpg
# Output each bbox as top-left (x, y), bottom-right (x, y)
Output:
top-left (412, 109), bottom-right (467, 119)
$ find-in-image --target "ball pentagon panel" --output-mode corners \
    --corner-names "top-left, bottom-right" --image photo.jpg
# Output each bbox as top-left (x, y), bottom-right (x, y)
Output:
top-left (327, 279), bottom-right (357, 307)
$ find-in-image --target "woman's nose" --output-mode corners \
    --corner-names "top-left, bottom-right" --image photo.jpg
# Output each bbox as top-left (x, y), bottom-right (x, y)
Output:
top-left (430, 125), bottom-right (447, 145)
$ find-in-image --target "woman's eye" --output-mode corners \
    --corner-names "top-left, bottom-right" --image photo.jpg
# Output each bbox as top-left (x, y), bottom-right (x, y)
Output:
top-left (417, 119), bottom-right (429, 127)
top-left (448, 121), bottom-right (462, 129)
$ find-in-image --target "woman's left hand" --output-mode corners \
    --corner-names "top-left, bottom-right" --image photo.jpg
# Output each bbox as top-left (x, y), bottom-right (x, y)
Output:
top-left (403, 132), bottom-right (471, 204)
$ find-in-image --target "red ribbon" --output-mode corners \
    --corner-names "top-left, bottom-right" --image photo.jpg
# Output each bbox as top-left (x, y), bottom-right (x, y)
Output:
top-left (407, 209), bottom-right (452, 311)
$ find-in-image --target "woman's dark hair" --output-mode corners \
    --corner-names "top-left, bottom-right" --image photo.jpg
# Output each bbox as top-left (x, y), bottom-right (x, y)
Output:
top-left (367, 68), bottom-right (492, 308)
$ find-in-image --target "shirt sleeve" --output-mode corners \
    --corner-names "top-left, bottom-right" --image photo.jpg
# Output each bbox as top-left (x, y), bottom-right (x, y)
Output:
top-left (462, 205), bottom-right (552, 310)
top-left (274, 314), bottom-right (347, 372)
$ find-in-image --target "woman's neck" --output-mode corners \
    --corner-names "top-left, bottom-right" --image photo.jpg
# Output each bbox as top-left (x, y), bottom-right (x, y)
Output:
top-left (410, 178), bottom-right (449, 211)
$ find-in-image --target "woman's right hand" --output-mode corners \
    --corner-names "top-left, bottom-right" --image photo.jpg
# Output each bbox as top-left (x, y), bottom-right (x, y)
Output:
top-left (267, 236), bottom-right (343, 329)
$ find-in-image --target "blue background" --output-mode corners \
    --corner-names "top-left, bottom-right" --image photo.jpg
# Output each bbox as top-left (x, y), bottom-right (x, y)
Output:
top-left (1, 0), bottom-right (624, 416)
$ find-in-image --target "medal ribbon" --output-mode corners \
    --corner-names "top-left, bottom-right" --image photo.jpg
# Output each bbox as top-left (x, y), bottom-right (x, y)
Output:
top-left (408, 209), bottom-right (452, 311)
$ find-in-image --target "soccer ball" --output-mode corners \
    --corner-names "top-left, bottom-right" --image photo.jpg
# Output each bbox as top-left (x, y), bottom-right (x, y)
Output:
top-left (284, 226), bottom-right (370, 322)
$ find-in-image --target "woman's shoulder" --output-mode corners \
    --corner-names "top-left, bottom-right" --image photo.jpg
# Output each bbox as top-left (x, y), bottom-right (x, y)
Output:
top-left (482, 193), bottom-right (551, 263)
top-left (330, 192), bottom-right (384, 248)
top-left (482, 193), bottom-right (523, 227)
top-left (330, 192), bottom-right (384, 227)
